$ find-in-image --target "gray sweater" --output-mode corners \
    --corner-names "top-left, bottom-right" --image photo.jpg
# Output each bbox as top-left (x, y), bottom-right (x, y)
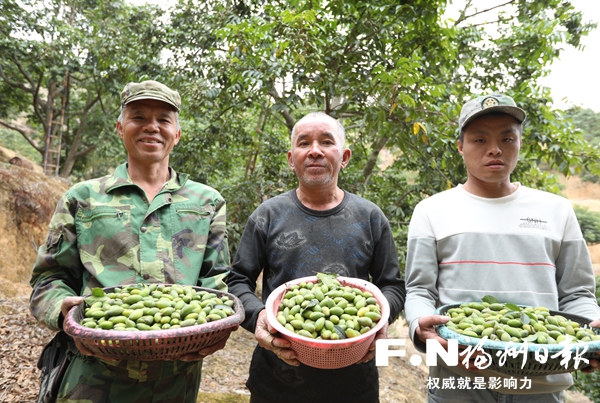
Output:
top-left (227, 189), bottom-right (405, 403)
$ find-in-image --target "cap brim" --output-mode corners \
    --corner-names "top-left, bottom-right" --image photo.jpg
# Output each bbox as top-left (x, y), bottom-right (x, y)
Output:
top-left (123, 95), bottom-right (179, 112)
top-left (462, 106), bottom-right (526, 130)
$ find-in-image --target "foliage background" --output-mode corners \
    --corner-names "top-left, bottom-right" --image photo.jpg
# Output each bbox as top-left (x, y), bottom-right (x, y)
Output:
top-left (2, 0), bottom-right (600, 400)
top-left (2, 0), bottom-right (600, 259)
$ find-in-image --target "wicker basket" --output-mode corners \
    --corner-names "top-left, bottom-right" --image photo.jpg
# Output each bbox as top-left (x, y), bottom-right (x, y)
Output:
top-left (435, 303), bottom-right (600, 376)
top-left (64, 285), bottom-right (244, 361)
top-left (265, 276), bottom-right (390, 370)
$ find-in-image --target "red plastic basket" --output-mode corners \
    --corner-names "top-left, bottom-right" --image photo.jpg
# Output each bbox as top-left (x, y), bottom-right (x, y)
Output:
top-left (64, 285), bottom-right (244, 361)
top-left (265, 276), bottom-right (390, 369)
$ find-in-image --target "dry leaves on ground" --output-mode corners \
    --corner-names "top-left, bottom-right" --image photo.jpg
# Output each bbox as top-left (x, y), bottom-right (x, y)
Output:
top-left (0, 297), bottom-right (54, 403)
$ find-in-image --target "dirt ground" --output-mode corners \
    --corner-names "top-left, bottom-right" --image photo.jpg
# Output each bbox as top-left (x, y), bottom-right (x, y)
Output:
top-left (199, 316), bottom-right (431, 403)
top-left (0, 150), bottom-right (597, 403)
top-left (562, 175), bottom-right (600, 276)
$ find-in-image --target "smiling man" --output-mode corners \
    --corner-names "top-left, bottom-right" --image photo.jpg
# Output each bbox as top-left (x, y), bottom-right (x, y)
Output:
top-left (404, 94), bottom-right (600, 403)
top-left (227, 112), bottom-right (406, 403)
top-left (29, 80), bottom-right (233, 403)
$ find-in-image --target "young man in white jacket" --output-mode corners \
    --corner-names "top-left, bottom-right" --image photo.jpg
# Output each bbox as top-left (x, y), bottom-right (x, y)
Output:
top-left (405, 93), bottom-right (600, 402)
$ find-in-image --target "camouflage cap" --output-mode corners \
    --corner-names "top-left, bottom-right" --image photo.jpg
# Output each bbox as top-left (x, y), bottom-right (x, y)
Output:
top-left (459, 94), bottom-right (526, 132)
top-left (120, 80), bottom-right (181, 112)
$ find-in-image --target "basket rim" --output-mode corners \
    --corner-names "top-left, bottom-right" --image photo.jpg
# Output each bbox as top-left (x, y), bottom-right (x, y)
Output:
top-left (64, 284), bottom-right (244, 341)
top-left (435, 302), bottom-right (600, 354)
top-left (265, 275), bottom-right (390, 348)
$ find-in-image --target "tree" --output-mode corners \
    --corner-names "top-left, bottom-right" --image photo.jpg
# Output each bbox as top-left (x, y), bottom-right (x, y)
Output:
top-left (0, 0), bottom-right (169, 178)
top-left (565, 107), bottom-right (600, 183)
top-left (165, 0), bottom-right (600, 253)
top-left (565, 108), bottom-right (600, 144)
top-left (573, 205), bottom-right (600, 246)
top-left (2, 0), bottom-right (598, 256)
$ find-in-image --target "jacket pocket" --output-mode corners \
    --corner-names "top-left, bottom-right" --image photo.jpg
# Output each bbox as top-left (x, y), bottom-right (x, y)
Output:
top-left (171, 205), bottom-right (213, 278)
top-left (75, 205), bottom-right (135, 263)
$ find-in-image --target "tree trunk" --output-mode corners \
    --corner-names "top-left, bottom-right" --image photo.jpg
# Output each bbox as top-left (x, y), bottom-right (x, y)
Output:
top-left (58, 94), bottom-right (99, 178)
top-left (362, 135), bottom-right (389, 183)
top-left (59, 148), bottom-right (76, 178)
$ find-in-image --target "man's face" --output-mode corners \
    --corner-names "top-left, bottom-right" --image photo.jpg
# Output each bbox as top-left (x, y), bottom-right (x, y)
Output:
top-left (287, 117), bottom-right (350, 189)
top-left (458, 113), bottom-right (522, 187)
top-left (116, 99), bottom-right (180, 166)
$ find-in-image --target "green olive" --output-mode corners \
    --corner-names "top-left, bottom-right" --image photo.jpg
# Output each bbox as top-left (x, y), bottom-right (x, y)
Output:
top-left (80, 284), bottom-right (235, 331)
top-left (275, 274), bottom-right (381, 340)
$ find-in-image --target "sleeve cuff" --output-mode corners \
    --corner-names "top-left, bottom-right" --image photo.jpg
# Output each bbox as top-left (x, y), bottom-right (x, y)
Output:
top-left (46, 299), bottom-right (64, 331)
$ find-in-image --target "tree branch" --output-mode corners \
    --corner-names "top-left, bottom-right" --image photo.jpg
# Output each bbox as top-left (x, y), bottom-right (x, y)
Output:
top-left (454, 0), bottom-right (473, 26)
top-left (12, 55), bottom-right (36, 89)
top-left (72, 144), bottom-right (96, 160)
top-left (58, 93), bottom-right (100, 176)
top-left (0, 120), bottom-right (43, 153)
top-left (467, 19), bottom-right (503, 28)
top-left (394, 188), bottom-right (415, 207)
top-left (362, 134), bottom-right (389, 184)
top-left (32, 74), bottom-right (47, 133)
top-left (71, 93), bottom-right (101, 148)
top-left (0, 63), bottom-right (32, 92)
top-left (455, 0), bottom-right (516, 26)
top-left (268, 87), bottom-right (296, 131)
top-left (387, 115), bottom-right (456, 186)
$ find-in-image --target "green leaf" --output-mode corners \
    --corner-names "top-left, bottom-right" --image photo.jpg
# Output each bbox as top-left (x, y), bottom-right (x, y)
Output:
top-left (523, 333), bottom-right (539, 342)
top-left (84, 287), bottom-right (108, 306)
top-left (316, 272), bottom-right (338, 287)
top-left (520, 313), bottom-right (531, 325)
top-left (92, 287), bottom-right (105, 298)
top-left (525, 312), bottom-right (538, 322)
top-left (333, 325), bottom-right (347, 340)
top-left (482, 295), bottom-right (499, 304)
top-left (300, 298), bottom-right (319, 315)
top-left (505, 303), bottom-right (522, 311)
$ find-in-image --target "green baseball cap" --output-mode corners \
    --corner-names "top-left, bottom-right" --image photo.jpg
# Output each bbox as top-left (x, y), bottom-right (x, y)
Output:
top-left (120, 80), bottom-right (181, 112)
top-left (459, 94), bottom-right (526, 132)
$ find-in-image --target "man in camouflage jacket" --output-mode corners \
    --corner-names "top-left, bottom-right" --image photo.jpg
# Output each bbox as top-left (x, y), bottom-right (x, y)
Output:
top-left (29, 80), bottom-right (232, 403)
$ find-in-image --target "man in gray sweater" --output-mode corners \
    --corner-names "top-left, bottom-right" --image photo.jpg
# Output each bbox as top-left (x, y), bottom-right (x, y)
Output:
top-left (227, 112), bottom-right (406, 403)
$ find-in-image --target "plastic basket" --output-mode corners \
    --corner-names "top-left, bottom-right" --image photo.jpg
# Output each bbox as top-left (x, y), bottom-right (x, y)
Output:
top-left (64, 285), bottom-right (244, 361)
top-left (265, 276), bottom-right (390, 370)
top-left (435, 303), bottom-right (600, 376)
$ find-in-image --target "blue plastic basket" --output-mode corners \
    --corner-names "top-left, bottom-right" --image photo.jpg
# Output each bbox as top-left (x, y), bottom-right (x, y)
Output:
top-left (435, 303), bottom-right (600, 376)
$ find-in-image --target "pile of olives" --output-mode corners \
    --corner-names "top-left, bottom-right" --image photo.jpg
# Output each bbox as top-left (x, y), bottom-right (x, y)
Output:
top-left (275, 274), bottom-right (382, 340)
top-left (443, 297), bottom-right (600, 344)
top-left (79, 283), bottom-right (235, 331)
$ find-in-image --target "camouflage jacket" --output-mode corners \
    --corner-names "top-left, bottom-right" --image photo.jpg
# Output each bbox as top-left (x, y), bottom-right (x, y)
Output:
top-left (30, 163), bottom-right (230, 332)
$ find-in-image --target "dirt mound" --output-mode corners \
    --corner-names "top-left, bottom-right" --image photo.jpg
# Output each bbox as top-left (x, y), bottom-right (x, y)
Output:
top-left (562, 176), bottom-right (600, 275)
top-left (0, 148), bottom-right (69, 297)
top-left (562, 176), bottom-right (600, 210)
